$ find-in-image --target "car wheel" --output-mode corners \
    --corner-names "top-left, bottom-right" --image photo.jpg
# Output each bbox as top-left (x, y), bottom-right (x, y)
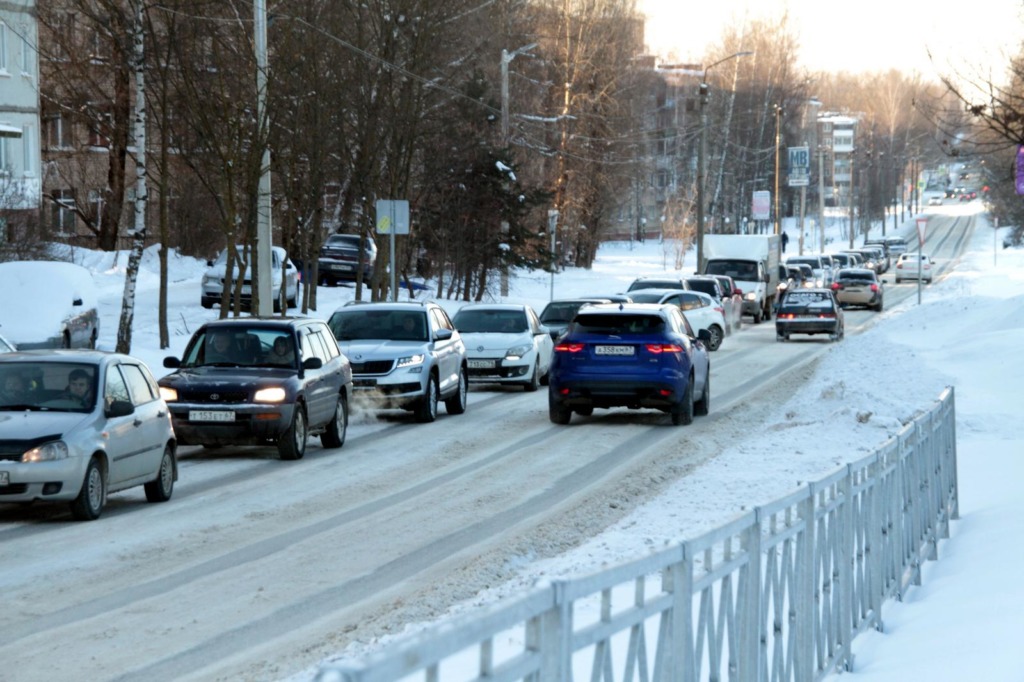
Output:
top-left (70, 457), bottom-right (105, 521)
top-left (88, 329), bottom-right (98, 350)
top-left (61, 332), bottom-right (71, 349)
top-left (752, 308), bottom-right (763, 324)
top-left (273, 295), bottom-right (282, 313)
top-left (288, 294), bottom-right (298, 309)
top-left (201, 299), bottom-right (213, 309)
top-left (416, 374), bottom-right (439, 423)
top-left (694, 374), bottom-right (710, 416)
top-left (278, 405), bottom-right (308, 460)
top-left (776, 334), bottom-right (785, 342)
top-left (144, 445), bottom-right (175, 503)
top-left (548, 392), bottom-right (572, 425)
top-left (671, 376), bottom-right (694, 426)
top-left (875, 301), bottom-right (884, 312)
top-left (524, 363), bottom-right (541, 392)
top-left (320, 394), bottom-right (348, 449)
top-left (444, 367), bottom-right (468, 415)
top-left (707, 325), bottom-right (724, 351)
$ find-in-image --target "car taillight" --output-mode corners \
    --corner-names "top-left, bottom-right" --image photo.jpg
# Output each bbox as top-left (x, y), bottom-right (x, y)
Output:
top-left (714, 306), bottom-right (724, 315)
top-left (870, 284), bottom-right (879, 292)
top-left (554, 342), bottom-right (585, 353)
top-left (645, 343), bottom-right (683, 354)
top-left (818, 313), bottom-right (836, 319)
top-left (831, 283), bottom-right (842, 290)
top-left (778, 313), bottom-right (795, 319)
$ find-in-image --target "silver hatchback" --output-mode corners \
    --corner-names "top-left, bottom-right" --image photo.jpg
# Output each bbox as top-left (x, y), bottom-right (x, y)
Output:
top-left (0, 351), bottom-right (177, 520)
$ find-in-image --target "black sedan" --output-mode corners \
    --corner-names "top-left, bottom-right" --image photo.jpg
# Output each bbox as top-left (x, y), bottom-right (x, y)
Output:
top-left (775, 288), bottom-right (845, 342)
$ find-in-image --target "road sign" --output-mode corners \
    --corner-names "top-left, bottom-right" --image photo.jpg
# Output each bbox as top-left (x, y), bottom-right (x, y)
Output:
top-left (752, 190), bottom-right (771, 220)
top-left (375, 200), bottom-right (410, 235)
top-left (916, 217), bottom-right (927, 246)
top-left (788, 146), bottom-right (809, 187)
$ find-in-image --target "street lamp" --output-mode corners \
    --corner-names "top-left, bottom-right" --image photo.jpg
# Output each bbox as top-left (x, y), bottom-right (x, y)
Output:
top-left (254, 0), bottom-right (273, 316)
top-left (773, 104), bottom-right (783, 236)
top-left (696, 50), bottom-right (753, 271)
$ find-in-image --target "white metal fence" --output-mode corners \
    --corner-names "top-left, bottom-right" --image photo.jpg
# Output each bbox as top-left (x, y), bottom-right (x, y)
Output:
top-left (317, 387), bottom-right (958, 682)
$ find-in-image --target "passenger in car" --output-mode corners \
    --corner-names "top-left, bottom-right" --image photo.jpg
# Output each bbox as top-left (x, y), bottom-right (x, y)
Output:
top-left (0, 372), bottom-right (27, 404)
top-left (62, 368), bottom-right (94, 408)
top-left (269, 337), bottom-right (296, 366)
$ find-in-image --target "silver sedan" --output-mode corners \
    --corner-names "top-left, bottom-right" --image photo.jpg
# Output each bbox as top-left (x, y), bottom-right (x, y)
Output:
top-left (0, 350), bottom-right (177, 520)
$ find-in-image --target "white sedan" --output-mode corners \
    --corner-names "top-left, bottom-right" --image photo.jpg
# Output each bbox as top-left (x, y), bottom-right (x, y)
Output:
top-left (452, 304), bottom-right (554, 391)
top-left (625, 288), bottom-right (727, 351)
top-left (894, 252), bottom-right (934, 283)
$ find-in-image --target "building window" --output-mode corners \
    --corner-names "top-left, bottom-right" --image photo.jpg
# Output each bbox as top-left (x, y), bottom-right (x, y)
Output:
top-left (52, 189), bottom-right (76, 234)
top-left (0, 138), bottom-right (8, 174)
top-left (89, 23), bottom-right (111, 61)
top-left (21, 125), bottom-right (33, 174)
top-left (52, 12), bottom-right (76, 61)
top-left (20, 25), bottom-right (32, 75)
top-left (0, 22), bottom-right (8, 72)
top-left (44, 114), bottom-right (73, 149)
top-left (88, 112), bottom-right (112, 148)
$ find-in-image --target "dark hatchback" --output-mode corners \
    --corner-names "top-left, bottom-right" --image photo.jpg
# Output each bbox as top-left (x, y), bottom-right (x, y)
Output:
top-left (318, 233), bottom-right (377, 285)
top-left (547, 303), bottom-right (711, 426)
top-left (158, 318), bottom-right (352, 460)
top-left (775, 288), bottom-right (845, 342)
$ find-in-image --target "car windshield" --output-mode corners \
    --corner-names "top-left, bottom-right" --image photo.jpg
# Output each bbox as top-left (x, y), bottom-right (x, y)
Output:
top-left (0, 361), bottom-right (97, 412)
top-left (181, 327), bottom-right (298, 368)
top-left (572, 313), bottom-right (665, 335)
top-left (453, 309), bottom-right (527, 334)
top-left (779, 291), bottom-right (834, 310)
top-left (705, 261), bottom-right (757, 281)
top-left (540, 302), bottom-right (589, 324)
top-left (329, 310), bottom-right (428, 342)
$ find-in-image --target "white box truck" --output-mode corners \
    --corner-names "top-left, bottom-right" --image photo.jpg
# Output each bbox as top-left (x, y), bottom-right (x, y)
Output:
top-left (701, 234), bottom-right (781, 323)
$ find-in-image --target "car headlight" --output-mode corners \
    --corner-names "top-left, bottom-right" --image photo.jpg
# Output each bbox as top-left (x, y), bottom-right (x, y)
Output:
top-left (505, 344), bottom-right (532, 360)
top-left (397, 354), bottom-right (426, 368)
top-left (744, 292), bottom-right (757, 301)
top-left (254, 387), bottom-right (287, 402)
top-left (23, 441), bottom-right (70, 463)
top-left (159, 386), bottom-right (178, 402)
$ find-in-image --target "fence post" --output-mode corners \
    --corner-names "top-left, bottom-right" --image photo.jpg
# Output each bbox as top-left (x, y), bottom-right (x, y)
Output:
top-left (740, 512), bottom-right (763, 682)
top-left (838, 467), bottom-right (854, 672)
top-left (795, 490), bottom-right (815, 682)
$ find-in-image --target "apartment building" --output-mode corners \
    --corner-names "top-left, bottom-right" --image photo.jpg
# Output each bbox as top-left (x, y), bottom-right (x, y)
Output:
top-left (0, 0), bottom-right (42, 225)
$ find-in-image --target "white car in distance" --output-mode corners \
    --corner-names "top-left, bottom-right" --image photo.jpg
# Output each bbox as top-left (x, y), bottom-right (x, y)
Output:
top-left (625, 289), bottom-right (727, 351)
top-left (452, 304), bottom-right (553, 391)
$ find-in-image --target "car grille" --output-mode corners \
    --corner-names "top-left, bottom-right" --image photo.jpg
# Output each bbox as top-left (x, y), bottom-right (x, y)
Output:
top-left (175, 390), bottom-right (251, 404)
top-left (351, 360), bottom-right (394, 375)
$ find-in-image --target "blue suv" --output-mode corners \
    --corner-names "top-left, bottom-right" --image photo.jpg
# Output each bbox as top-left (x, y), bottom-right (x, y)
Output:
top-left (547, 303), bottom-right (711, 425)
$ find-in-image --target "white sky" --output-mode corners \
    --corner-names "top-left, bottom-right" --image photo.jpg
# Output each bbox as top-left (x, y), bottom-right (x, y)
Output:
top-left (639, 0), bottom-right (1023, 77)
top-left (7, 198), bottom-right (1019, 680)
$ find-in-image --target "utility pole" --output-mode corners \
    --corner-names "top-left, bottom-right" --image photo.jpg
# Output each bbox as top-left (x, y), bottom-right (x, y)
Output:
top-left (774, 105), bottom-right (783, 235)
top-left (254, 0), bottom-right (273, 316)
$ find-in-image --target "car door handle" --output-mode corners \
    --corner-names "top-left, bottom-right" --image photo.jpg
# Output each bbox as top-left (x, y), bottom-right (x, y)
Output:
top-left (133, 418), bottom-right (143, 427)
top-left (157, 410), bottom-right (167, 418)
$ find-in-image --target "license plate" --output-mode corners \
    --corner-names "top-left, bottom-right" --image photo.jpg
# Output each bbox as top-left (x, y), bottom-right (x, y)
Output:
top-left (468, 360), bottom-right (496, 369)
top-left (595, 345), bottom-right (634, 356)
top-left (189, 410), bottom-right (235, 422)
top-left (354, 378), bottom-right (377, 387)
top-left (0, 471), bottom-right (8, 486)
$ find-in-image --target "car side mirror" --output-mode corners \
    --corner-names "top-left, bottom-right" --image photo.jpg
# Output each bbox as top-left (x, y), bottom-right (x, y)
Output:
top-left (163, 357), bottom-right (181, 369)
top-left (302, 357), bottom-right (323, 370)
top-left (435, 328), bottom-right (453, 341)
top-left (106, 400), bottom-right (135, 418)
top-left (697, 329), bottom-right (713, 346)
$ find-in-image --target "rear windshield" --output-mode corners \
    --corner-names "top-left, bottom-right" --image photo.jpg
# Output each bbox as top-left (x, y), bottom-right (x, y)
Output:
top-left (453, 309), bottom-right (527, 333)
top-left (572, 314), bottom-right (665, 335)
top-left (838, 272), bottom-right (875, 283)
top-left (628, 279), bottom-right (683, 291)
top-left (779, 291), bottom-right (833, 309)
top-left (541, 302), bottom-right (588, 324)
top-left (686, 279), bottom-right (719, 298)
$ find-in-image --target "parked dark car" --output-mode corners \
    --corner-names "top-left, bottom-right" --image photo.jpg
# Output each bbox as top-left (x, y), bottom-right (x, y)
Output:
top-left (547, 303), bottom-right (711, 425)
top-left (775, 288), bottom-right (845, 342)
top-left (318, 233), bottom-right (378, 285)
top-left (158, 318), bottom-right (352, 460)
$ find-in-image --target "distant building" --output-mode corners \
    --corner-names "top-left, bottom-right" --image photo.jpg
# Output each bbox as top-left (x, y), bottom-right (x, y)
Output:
top-left (0, 0), bottom-right (42, 220)
top-left (817, 113), bottom-right (859, 208)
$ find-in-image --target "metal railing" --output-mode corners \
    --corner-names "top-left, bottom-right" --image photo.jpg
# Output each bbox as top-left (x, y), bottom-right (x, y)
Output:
top-left (317, 387), bottom-right (957, 682)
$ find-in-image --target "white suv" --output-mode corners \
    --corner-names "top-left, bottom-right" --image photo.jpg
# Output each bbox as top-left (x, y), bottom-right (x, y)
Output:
top-left (327, 302), bottom-right (468, 422)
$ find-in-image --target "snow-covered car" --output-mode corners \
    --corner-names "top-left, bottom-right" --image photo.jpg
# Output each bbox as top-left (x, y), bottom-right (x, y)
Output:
top-left (200, 245), bottom-right (299, 312)
top-left (894, 252), bottom-right (934, 283)
top-left (625, 288), bottom-right (727, 351)
top-left (452, 303), bottom-right (553, 391)
top-left (0, 261), bottom-right (100, 350)
top-left (0, 350), bottom-right (177, 520)
top-left (158, 318), bottom-right (352, 460)
top-left (327, 301), bottom-right (468, 423)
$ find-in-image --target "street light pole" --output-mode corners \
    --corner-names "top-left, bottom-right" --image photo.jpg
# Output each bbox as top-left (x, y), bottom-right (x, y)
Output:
top-left (773, 105), bottom-right (783, 235)
top-left (254, 0), bottom-right (273, 316)
top-left (500, 43), bottom-right (536, 297)
top-left (696, 50), bottom-right (752, 272)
